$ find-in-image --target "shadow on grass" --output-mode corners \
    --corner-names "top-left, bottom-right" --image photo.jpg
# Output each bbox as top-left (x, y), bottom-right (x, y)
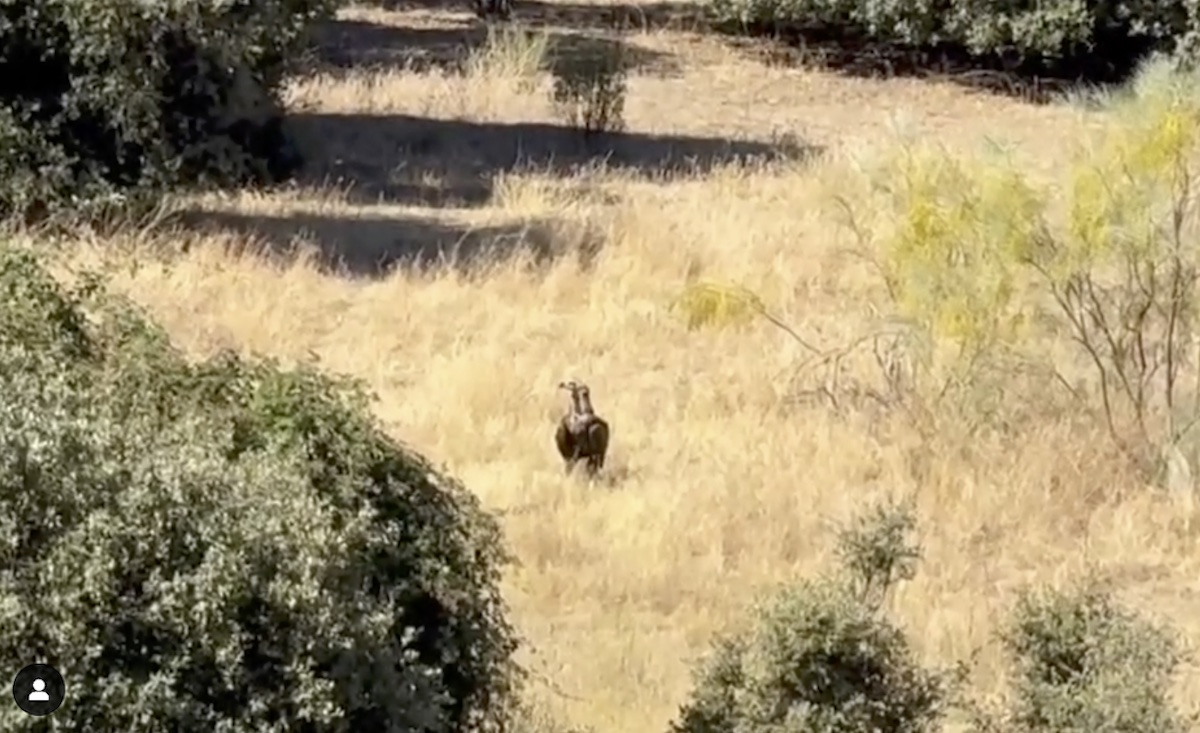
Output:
top-left (510, 0), bottom-right (705, 31)
top-left (286, 112), bottom-right (820, 207)
top-left (717, 22), bottom-right (1159, 105)
top-left (313, 18), bottom-right (484, 74)
top-left (177, 207), bottom-right (601, 278)
top-left (359, 0), bottom-right (702, 30)
top-left (313, 17), bottom-right (679, 76)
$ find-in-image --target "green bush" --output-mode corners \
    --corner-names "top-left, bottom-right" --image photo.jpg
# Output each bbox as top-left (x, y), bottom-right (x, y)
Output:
top-left (0, 246), bottom-right (520, 732)
top-left (549, 42), bottom-right (628, 138)
top-left (973, 580), bottom-right (1193, 733)
top-left (832, 55), bottom-right (1200, 480)
top-left (0, 0), bottom-right (341, 222)
top-left (704, 0), bottom-right (1199, 78)
top-left (669, 499), bottom-right (952, 733)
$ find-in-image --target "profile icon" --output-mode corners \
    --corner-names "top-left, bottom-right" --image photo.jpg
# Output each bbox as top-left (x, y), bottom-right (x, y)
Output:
top-left (11, 663), bottom-right (65, 715)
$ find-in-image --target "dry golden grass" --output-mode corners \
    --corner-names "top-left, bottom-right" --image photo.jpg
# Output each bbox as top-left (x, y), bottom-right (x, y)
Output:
top-left (39, 3), bottom-right (1200, 732)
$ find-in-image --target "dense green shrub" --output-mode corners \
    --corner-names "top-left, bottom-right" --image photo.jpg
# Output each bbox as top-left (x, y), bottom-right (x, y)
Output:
top-left (669, 499), bottom-right (953, 733)
top-left (0, 0), bottom-right (341, 222)
top-left (972, 581), bottom-right (1193, 733)
top-left (704, 0), bottom-right (1200, 78)
top-left (0, 246), bottom-right (519, 732)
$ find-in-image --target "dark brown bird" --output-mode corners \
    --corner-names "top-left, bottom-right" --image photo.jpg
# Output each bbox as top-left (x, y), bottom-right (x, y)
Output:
top-left (555, 380), bottom-right (610, 478)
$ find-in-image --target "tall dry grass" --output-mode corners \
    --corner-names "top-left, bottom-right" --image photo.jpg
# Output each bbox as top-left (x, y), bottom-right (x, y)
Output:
top-left (39, 10), bottom-right (1200, 733)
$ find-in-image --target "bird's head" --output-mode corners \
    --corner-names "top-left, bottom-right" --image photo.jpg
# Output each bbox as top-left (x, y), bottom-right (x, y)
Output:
top-left (558, 380), bottom-right (594, 413)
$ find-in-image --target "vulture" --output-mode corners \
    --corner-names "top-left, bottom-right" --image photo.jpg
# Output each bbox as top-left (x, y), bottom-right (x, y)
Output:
top-left (554, 380), bottom-right (610, 477)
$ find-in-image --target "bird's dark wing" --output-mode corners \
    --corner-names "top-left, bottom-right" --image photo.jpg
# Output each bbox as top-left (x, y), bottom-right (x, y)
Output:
top-left (555, 419), bottom-right (575, 459)
top-left (586, 418), bottom-right (609, 454)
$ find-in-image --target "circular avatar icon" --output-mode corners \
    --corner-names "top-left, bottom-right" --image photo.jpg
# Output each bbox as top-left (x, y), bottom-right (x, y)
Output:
top-left (12, 663), bottom-right (66, 716)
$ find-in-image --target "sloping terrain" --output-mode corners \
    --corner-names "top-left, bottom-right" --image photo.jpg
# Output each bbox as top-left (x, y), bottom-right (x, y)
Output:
top-left (51, 3), bottom-right (1200, 732)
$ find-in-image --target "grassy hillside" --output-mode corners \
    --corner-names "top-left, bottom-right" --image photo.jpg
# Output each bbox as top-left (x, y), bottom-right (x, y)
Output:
top-left (29, 4), bottom-right (1200, 732)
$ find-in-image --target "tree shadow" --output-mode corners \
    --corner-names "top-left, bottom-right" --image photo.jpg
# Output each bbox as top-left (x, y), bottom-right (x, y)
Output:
top-left (287, 112), bottom-right (820, 207)
top-left (508, 0), bottom-right (705, 32)
top-left (311, 4), bottom-right (1129, 106)
top-left (716, 22), bottom-right (1159, 105)
top-left (547, 30), bottom-right (682, 77)
top-left (362, 0), bottom-right (702, 30)
top-left (365, 0), bottom-right (489, 11)
top-left (311, 16), bottom-right (678, 76)
top-left (313, 17), bottom-right (485, 74)
top-left (176, 207), bottom-right (602, 278)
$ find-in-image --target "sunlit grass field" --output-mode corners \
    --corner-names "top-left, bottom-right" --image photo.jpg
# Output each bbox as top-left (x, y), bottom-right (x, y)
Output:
top-left (35, 5), bottom-right (1200, 731)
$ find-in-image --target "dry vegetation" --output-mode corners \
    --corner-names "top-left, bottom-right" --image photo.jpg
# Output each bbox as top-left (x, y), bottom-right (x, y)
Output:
top-left (30, 2), bottom-right (1200, 731)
